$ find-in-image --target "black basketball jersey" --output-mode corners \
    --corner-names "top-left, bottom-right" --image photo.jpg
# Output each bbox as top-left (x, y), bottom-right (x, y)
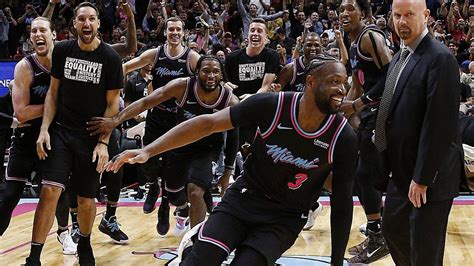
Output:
top-left (23, 54), bottom-right (50, 128)
top-left (349, 25), bottom-right (387, 94)
top-left (175, 77), bottom-right (232, 152)
top-left (150, 44), bottom-right (193, 114)
top-left (241, 92), bottom-right (349, 212)
top-left (289, 56), bottom-right (306, 92)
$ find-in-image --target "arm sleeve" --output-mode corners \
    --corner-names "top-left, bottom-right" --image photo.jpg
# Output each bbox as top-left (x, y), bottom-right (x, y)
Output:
top-left (229, 93), bottom-right (278, 129)
top-left (106, 50), bottom-right (124, 90)
top-left (51, 43), bottom-right (64, 80)
top-left (223, 127), bottom-right (239, 168)
top-left (237, 0), bottom-right (248, 20)
top-left (329, 124), bottom-right (357, 265)
top-left (259, 11), bottom-right (284, 21)
top-left (413, 52), bottom-right (460, 185)
top-left (265, 50), bottom-right (280, 75)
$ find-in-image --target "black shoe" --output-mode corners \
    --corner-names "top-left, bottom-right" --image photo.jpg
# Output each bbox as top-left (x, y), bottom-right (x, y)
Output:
top-left (24, 257), bottom-right (41, 266)
top-left (347, 229), bottom-right (390, 264)
top-left (134, 186), bottom-right (145, 200)
top-left (143, 183), bottom-right (159, 213)
top-left (98, 215), bottom-right (129, 244)
top-left (70, 223), bottom-right (80, 244)
top-left (156, 202), bottom-right (170, 236)
top-left (77, 237), bottom-right (95, 265)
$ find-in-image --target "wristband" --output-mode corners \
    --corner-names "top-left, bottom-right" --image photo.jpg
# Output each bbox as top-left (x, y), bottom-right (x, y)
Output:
top-left (98, 140), bottom-right (109, 146)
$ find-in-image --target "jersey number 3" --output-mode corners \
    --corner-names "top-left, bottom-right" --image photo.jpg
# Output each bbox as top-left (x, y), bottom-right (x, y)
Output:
top-left (288, 173), bottom-right (308, 190)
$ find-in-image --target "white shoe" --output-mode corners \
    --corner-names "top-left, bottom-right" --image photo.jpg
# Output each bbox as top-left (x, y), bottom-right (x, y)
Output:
top-left (177, 220), bottom-right (205, 262)
top-left (57, 230), bottom-right (77, 255)
top-left (302, 203), bottom-right (324, 231)
top-left (174, 216), bottom-right (190, 236)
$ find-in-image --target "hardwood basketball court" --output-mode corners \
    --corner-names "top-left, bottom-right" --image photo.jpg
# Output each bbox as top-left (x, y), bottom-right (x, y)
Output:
top-left (2, 197), bottom-right (474, 265)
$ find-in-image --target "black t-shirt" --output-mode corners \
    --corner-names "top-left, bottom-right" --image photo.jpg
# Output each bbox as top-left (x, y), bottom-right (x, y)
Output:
top-left (225, 47), bottom-right (279, 97)
top-left (51, 40), bottom-right (123, 134)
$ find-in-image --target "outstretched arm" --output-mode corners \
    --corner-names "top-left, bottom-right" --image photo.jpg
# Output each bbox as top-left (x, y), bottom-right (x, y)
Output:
top-left (87, 78), bottom-right (188, 136)
top-left (106, 108), bottom-right (235, 172)
top-left (42, 0), bottom-right (60, 19)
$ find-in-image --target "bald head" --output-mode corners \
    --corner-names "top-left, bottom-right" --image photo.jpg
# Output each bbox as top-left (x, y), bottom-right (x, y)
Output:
top-left (392, 0), bottom-right (429, 46)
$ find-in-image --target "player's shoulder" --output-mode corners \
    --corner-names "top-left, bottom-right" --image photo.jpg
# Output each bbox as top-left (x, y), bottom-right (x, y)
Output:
top-left (335, 116), bottom-right (357, 143)
top-left (226, 48), bottom-right (244, 59)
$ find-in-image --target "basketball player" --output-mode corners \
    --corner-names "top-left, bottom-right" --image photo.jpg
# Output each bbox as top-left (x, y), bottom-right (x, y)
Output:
top-left (27, 3), bottom-right (122, 265)
top-left (339, 0), bottom-right (392, 263)
top-left (276, 32), bottom-right (322, 92)
top-left (88, 55), bottom-right (239, 229)
top-left (106, 55), bottom-right (357, 266)
top-left (276, 32), bottom-right (325, 231)
top-left (89, 16), bottom-right (200, 236)
top-left (0, 17), bottom-right (76, 255)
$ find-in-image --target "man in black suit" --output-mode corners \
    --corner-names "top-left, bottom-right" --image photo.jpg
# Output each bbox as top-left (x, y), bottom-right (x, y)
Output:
top-left (374, 0), bottom-right (463, 265)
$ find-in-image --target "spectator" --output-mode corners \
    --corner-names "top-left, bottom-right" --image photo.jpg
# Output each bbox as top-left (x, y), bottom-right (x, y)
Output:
top-left (269, 27), bottom-right (295, 56)
top-left (0, 9), bottom-right (8, 59)
top-left (237, 0), bottom-right (285, 39)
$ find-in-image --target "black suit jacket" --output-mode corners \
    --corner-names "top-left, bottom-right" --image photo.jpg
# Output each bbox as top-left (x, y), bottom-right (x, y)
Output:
top-left (384, 34), bottom-right (463, 201)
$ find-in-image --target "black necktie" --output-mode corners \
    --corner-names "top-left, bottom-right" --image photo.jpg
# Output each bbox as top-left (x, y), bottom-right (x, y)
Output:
top-left (374, 48), bottom-right (411, 152)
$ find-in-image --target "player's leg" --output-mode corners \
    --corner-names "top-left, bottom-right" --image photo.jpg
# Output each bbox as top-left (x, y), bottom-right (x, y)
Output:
top-left (140, 130), bottom-right (161, 213)
top-left (230, 246), bottom-right (267, 266)
top-left (164, 151), bottom-right (190, 236)
top-left (55, 190), bottom-right (77, 255)
top-left (25, 126), bottom-right (72, 265)
top-left (98, 129), bottom-right (129, 244)
top-left (0, 180), bottom-right (26, 235)
top-left (157, 154), bottom-right (171, 236)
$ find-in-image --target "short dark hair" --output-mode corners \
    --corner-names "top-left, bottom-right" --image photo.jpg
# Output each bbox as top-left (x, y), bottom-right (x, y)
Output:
top-left (251, 18), bottom-right (267, 28)
top-left (195, 54), bottom-right (227, 82)
top-left (305, 54), bottom-right (339, 76)
top-left (74, 2), bottom-right (100, 18)
top-left (165, 17), bottom-right (185, 30)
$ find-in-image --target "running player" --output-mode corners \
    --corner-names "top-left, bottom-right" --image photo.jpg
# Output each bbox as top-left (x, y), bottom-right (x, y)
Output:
top-left (339, 0), bottom-right (392, 263)
top-left (0, 16), bottom-right (77, 255)
top-left (27, 3), bottom-right (122, 265)
top-left (106, 54), bottom-right (357, 266)
top-left (87, 55), bottom-right (239, 229)
top-left (98, 16), bottom-right (200, 236)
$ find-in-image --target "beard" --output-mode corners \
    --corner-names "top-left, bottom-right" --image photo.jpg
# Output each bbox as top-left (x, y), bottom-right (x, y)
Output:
top-left (78, 30), bottom-right (97, 44)
top-left (198, 77), bottom-right (219, 92)
top-left (315, 95), bottom-right (336, 115)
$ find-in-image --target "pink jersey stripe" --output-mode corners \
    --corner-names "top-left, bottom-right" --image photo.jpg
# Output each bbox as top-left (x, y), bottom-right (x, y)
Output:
top-left (290, 93), bottom-right (335, 138)
top-left (261, 92), bottom-right (285, 139)
top-left (328, 118), bottom-right (348, 164)
top-left (198, 221), bottom-right (231, 254)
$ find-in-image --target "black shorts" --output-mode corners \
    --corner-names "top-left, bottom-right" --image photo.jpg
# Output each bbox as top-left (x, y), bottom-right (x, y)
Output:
top-left (138, 118), bottom-right (176, 182)
top-left (164, 148), bottom-right (220, 192)
top-left (41, 124), bottom-right (100, 198)
top-left (199, 179), bottom-right (306, 264)
top-left (6, 129), bottom-right (41, 182)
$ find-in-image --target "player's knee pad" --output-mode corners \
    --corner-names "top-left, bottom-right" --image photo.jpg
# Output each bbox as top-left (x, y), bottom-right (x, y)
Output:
top-left (167, 189), bottom-right (187, 207)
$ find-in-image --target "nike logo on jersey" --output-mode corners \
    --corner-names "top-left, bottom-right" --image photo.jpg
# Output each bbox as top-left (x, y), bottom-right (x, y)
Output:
top-left (367, 247), bottom-right (381, 258)
top-left (313, 139), bottom-right (329, 149)
top-left (277, 123), bottom-right (293, 130)
top-left (370, 108), bottom-right (377, 112)
top-left (34, 72), bottom-right (43, 76)
top-left (135, 82), bottom-right (142, 86)
top-left (186, 100), bottom-right (197, 105)
top-left (301, 213), bottom-right (308, 219)
top-left (158, 56), bottom-right (167, 60)
top-left (178, 59), bottom-right (187, 63)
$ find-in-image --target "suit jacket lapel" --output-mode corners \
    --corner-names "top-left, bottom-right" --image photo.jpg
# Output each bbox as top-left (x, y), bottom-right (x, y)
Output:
top-left (388, 35), bottom-right (431, 115)
top-left (388, 53), bottom-right (420, 114)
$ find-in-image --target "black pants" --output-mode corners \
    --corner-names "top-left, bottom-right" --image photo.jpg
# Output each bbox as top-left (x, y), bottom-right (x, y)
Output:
top-left (382, 180), bottom-right (453, 266)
